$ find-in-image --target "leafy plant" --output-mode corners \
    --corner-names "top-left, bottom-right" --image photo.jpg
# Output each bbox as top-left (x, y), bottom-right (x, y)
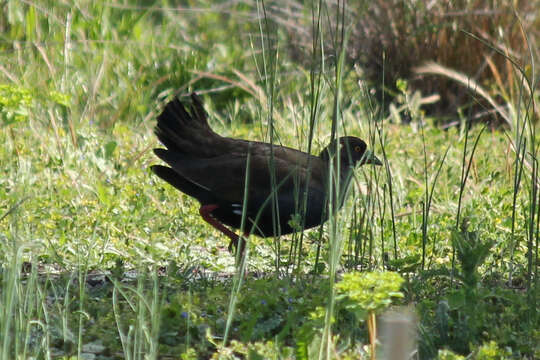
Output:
top-left (437, 348), bottom-right (466, 360)
top-left (452, 219), bottom-right (494, 290)
top-left (475, 341), bottom-right (512, 360)
top-left (0, 84), bottom-right (31, 126)
top-left (336, 271), bottom-right (404, 359)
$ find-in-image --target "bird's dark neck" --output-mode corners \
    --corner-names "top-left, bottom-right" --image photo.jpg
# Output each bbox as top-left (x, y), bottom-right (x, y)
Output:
top-left (324, 162), bottom-right (356, 210)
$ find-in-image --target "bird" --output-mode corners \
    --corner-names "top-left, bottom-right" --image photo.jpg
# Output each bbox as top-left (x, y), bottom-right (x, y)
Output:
top-left (151, 93), bottom-right (382, 254)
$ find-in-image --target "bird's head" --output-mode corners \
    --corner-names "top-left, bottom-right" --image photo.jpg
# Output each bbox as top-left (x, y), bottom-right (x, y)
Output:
top-left (320, 136), bottom-right (382, 167)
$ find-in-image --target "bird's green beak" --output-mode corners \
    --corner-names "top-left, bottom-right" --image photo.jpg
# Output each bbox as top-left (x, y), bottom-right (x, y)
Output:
top-left (362, 150), bottom-right (383, 166)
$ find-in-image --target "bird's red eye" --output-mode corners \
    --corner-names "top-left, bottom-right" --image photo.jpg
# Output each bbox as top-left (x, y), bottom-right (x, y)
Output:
top-left (354, 146), bottom-right (362, 152)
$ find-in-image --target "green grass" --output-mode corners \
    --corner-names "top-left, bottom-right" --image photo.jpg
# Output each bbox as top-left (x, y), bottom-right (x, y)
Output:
top-left (1, 1), bottom-right (538, 359)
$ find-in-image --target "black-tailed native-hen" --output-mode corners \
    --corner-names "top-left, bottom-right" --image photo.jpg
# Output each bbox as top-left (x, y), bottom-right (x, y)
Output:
top-left (151, 94), bottom-right (382, 254)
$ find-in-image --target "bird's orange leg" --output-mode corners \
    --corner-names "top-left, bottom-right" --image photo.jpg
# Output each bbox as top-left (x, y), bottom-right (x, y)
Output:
top-left (199, 204), bottom-right (247, 257)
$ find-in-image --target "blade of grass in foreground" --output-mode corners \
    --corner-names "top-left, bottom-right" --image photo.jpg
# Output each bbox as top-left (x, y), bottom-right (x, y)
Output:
top-left (452, 123), bottom-right (487, 285)
top-left (320, 1), bottom-right (351, 357)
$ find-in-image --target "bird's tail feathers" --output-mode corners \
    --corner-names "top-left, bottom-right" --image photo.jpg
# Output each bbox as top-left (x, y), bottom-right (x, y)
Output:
top-left (154, 93), bottom-right (218, 154)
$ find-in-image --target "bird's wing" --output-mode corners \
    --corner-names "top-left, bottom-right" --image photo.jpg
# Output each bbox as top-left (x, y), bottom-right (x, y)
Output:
top-left (155, 148), bottom-right (325, 207)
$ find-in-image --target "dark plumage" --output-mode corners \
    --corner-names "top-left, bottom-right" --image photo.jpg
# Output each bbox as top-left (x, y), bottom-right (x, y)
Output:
top-left (151, 93), bottom-right (381, 252)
